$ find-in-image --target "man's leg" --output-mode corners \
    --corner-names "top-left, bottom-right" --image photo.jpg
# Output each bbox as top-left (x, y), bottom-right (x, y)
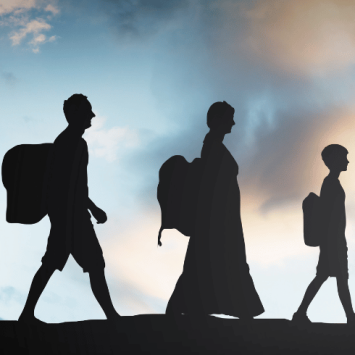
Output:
top-left (88, 269), bottom-right (120, 320)
top-left (296, 275), bottom-right (328, 314)
top-left (19, 264), bottom-right (56, 321)
top-left (336, 276), bottom-right (355, 319)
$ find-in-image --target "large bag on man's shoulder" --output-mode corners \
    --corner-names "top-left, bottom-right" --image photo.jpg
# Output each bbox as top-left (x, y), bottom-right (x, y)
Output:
top-left (157, 155), bottom-right (204, 240)
top-left (302, 192), bottom-right (323, 247)
top-left (2, 143), bottom-right (53, 224)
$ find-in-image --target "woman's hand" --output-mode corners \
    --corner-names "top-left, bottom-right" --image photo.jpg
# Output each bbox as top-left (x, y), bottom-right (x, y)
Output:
top-left (91, 206), bottom-right (107, 224)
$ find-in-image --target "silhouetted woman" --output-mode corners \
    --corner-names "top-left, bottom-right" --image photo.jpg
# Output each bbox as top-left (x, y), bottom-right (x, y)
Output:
top-left (166, 101), bottom-right (264, 319)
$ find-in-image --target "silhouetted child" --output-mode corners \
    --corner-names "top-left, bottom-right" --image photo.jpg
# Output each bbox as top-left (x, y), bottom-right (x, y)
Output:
top-left (293, 144), bottom-right (355, 324)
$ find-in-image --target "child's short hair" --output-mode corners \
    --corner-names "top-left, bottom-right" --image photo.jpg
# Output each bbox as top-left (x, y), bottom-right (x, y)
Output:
top-left (321, 144), bottom-right (348, 168)
top-left (207, 101), bottom-right (235, 129)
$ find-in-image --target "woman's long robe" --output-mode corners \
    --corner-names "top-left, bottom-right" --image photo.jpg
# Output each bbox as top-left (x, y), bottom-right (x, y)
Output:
top-left (167, 133), bottom-right (264, 317)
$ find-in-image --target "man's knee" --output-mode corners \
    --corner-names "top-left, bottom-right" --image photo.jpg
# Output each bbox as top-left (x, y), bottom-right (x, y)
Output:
top-left (88, 268), bottom-right (105, 277)
top-left (40, 262), bottom-right (57, 277)
top-left (336, 275), bottom-right (348, 286)
top-left (315, 274), bottom-right (328, 284)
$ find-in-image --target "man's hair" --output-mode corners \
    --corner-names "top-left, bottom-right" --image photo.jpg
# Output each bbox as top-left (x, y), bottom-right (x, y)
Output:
top-left (321, 144), bottom-right (348, 168)
top-left (63, 94), bottom-right (88, 122)
top-left (207, 101), bottom-right (235, 129)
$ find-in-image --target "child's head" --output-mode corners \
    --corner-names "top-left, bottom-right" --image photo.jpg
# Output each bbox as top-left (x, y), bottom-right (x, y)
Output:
top-left (321, 144), bottom-right (349, 172)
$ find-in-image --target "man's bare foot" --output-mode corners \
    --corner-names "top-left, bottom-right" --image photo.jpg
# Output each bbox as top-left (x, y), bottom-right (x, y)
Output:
top-left (292, 311), bottom-right (311, 324)
top-left (107, 312), bottom-right (121, 323)
top-left (18, 313), bottom-right (45, 325)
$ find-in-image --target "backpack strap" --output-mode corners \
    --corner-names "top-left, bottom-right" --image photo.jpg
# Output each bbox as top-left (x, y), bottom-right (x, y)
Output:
top-left (158, 226), bottom-right (164, 247)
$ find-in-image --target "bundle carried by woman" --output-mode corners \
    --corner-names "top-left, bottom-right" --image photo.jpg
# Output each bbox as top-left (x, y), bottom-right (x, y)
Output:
top-left (157, 155), bottom-right (204, 245)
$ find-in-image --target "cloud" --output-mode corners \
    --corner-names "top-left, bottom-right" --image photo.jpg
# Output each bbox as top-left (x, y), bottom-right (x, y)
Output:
top-left (0, 286), bottom-right (24, 304)
top-left (45, 4), bottom-right (59, 15)
top-left (122, 0), bottom-right (355, 210)
top-left (0, 0), bottom-right (59, 52)
top-left (100, 0), bottom-right (190, 38)
top-left (102, 212), bottom-right (189, 311)
top-left (10, 18), bottom-right (50, 44)
top-left (100, 0), bottom-right (355, 73)
top-left (2, 71), bottom-right (17, 86)
top-left (27, 31), bottom-right (57, 52)
top-left (84, 116), bottom-right (140, 162)
top-left (93, 1), bottom-right (355, 282)
top-left (0, 0), bottom-right (37, 16)
top-left (241, 0), bottom-right (355, 74)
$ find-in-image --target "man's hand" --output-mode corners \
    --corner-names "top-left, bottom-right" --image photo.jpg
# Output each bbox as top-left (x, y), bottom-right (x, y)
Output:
top-left (91, 206), bottom-right (107, 224)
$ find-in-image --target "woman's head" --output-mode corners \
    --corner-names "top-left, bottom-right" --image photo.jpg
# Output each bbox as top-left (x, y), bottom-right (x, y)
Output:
top-left (207, 101), bottom-right (235, 133)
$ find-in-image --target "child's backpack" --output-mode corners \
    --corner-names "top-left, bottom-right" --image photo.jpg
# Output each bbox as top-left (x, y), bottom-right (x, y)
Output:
top-left (2, 143), bottom-right (53, 224)
top-left (302, 192), bottom-right (323, 247)
top-left (157, 155), bottom-right (203, 245)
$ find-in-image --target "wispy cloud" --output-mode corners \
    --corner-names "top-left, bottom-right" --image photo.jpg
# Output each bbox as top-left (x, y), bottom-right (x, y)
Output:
top-left (0, 286), bottom-right (24, 304)
top-left (0, 0), bottom-right (37, 16)
top-left (45, 4), bottom-right (59, 15)
top-left (84, 116), bottom-right (140, 163)
top-left (2, 71), bottom-right (17, 86)
top-left (0, 0), bottom-right (59, 52)
top-left (102, 212), bottom-right (188, 312)
top-left (100, 0), bottom-right (190, 38)
top-left (10, 18), bottom-right (50, 44)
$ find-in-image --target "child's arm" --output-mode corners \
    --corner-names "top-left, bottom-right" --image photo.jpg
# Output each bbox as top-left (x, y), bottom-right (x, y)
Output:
top-left (320, 179), bottom-right (343, 248)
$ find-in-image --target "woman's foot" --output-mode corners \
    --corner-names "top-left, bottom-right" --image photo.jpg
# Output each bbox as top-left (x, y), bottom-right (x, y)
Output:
top-left (166, 302), bottom-right (183, 319)
top-left (292, 311), bottom-right (311, 324)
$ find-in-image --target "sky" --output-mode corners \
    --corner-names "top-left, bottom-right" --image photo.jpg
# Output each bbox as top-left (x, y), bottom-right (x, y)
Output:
top-left (1, 0), bottom-right (355, 324)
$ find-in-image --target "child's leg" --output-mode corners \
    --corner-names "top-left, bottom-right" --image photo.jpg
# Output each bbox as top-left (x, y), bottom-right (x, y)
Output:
top-left (336, 276), bottom-right (354, 319)
top-left (297, 275), bottom-right (328, 314)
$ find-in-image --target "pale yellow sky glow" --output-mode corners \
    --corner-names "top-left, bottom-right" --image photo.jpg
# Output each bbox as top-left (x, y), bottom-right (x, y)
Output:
top-left (102, 215), bottom-right (189, 304)
top-left (242, 0), bottom-right (355, 74)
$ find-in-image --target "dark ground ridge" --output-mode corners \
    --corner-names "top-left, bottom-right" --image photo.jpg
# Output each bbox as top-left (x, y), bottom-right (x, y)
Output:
top-left (1, 315), bottom-right (355, 354)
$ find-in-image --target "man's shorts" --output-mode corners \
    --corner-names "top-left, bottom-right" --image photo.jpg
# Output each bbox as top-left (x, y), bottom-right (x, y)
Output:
top-left (41, 216), bottom-right (105, 273)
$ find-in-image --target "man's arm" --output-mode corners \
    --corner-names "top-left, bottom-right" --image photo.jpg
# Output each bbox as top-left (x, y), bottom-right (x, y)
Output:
top-left (88, 197), bottom-right (107, 224)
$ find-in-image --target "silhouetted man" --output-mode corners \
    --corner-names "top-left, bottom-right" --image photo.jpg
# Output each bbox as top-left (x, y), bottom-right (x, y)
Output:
top-left (19, 94), bottom-right (120, 323)
top-left (293, 144), bottom-right (355, 324)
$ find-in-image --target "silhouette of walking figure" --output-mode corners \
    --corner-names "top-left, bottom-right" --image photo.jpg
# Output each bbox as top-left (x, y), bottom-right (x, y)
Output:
top-left (293, 144), bottom-right (355, 324)
top-left (166, 101), bottom-right (264, 319)
top-left (18, 94), bottom-right (120, 324)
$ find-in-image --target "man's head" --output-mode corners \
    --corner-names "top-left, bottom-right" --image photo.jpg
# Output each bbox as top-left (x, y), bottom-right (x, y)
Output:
top-left (207, 101), bottom-right (235, 134)
top-left (63, 94), bottom-right (95, 129)
top-left (321, 144), bottom-right (349, 172)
